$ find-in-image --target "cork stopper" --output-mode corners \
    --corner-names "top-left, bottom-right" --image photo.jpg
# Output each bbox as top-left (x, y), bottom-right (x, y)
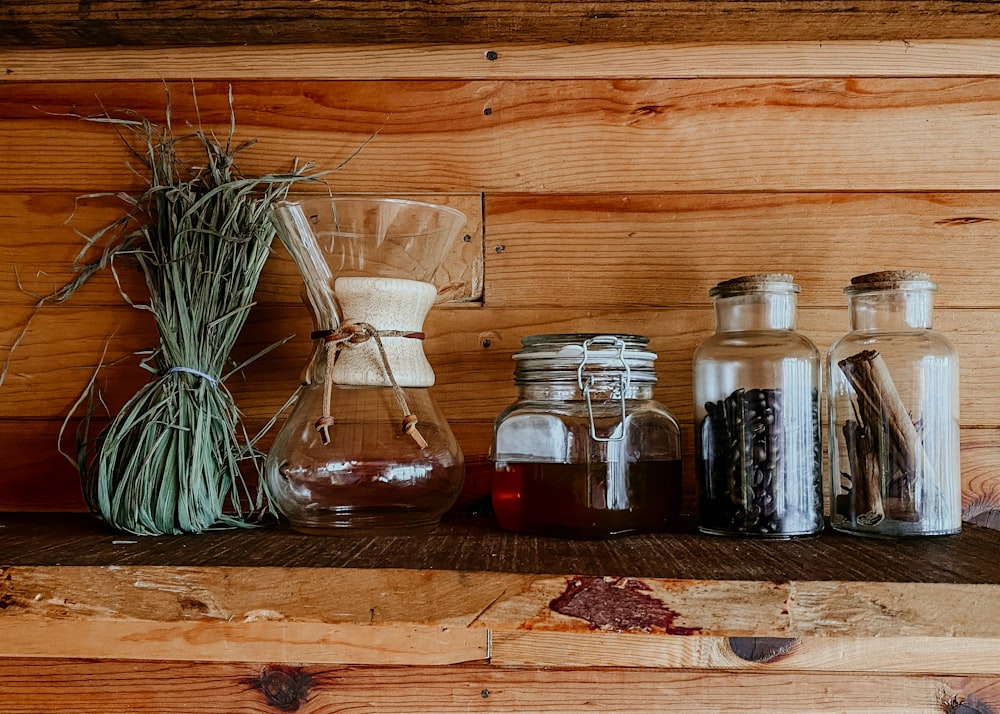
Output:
top-left (709, 273), bottom-right (799, 297)
top-left (846, 270), bottom-right (936, 294)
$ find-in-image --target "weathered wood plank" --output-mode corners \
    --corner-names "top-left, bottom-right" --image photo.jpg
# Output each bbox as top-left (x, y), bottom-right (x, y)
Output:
top-left (483, 192), bottom-right (1000, 308)
top-left (3, 564), bottom-right (1000, 669)
top-left (1, 620), bottom-right (487, 666)
top-left (1, 305), bottom-right (997, 425)
top-left (4, 565), bottom-right (1000, 635)
top-left (8, 41), bottom-right (1000, 81)
top-left (490, 632), bottom-right (1000, 675)
top-left (4, 1), bottom-right (1000, 48)
top-left (6, 79), bottom-right (1000, 193)
top-left (0, 660), bottom-right (996, 714)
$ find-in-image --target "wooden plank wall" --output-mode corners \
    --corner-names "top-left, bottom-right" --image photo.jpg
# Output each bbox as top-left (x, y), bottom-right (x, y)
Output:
top-left (3, 39), bottom-right (1000, 525)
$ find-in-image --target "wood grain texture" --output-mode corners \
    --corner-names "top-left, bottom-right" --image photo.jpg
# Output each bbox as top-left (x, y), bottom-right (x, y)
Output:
top-left (490, 632), bottom-right (1000, 674)
top-left (0, 660), bottom-right (996, 714)
top-left (8, 41), bottom-right (1000, 81)
top-left (4, 16), bottom-right (1000, 704)
top-left (483, 193), bottom-right (1000, 308)
top-left (4, 1), bottom-right (1000, 47)
top-left (6, 79), bottom-right (1000, 193)
top-left (3, 560), bottom-right (1000, 670)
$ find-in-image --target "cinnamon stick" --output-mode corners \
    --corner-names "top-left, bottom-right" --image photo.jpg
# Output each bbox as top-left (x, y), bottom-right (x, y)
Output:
top-left (842, 418), bottom-right (884, 526)
top-left (838, 349), bottom-right (934, 521)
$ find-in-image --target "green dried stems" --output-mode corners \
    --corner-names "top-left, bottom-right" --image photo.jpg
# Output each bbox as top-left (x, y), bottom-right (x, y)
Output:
top-left (65, 93), bottom-right (321, 535)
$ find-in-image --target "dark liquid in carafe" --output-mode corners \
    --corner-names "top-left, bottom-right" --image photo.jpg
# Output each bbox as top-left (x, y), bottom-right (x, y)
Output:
top-left (492, 460), bottom-right (683, 538)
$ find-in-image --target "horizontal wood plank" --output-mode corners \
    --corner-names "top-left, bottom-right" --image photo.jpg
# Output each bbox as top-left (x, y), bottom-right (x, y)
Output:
top-left (483, 192), bottom-right (1000, 308)
top-left (490, 632), bottom-right (1000, 675)
top-left (8, 41), bottom-right (1000, 81)
top-left (5, 563), bottom-right (1000, 636)
top-left (0, 660), bottom-right (996, 714)
top-left (3, 562), bottom-right (1000, 670)
top-left (4, 1), bottom-right (1000, 47)
top-left (6, 79), bottom-right (1000, 193)
top-left (1, 620), bottom-right (486, 666)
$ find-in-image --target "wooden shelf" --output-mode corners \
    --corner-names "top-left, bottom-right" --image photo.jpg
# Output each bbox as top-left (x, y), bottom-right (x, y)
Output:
top-left (3, 511), bottom-right (1000, 582)
top-left (3, 512), bottom-right (1000, 677)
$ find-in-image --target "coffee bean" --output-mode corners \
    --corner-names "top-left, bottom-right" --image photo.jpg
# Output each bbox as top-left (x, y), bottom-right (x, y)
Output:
top-left (696, 386), bottom-right (822, 536)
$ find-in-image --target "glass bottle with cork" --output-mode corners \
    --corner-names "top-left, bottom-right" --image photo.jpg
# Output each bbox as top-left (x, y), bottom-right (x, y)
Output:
top-left (693, 273), bottom-right (823, 538)
top-left (827, 270), bottom-right (961, 537)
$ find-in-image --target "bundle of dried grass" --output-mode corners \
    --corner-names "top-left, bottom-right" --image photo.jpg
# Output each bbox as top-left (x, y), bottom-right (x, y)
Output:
top-left (59, 90), bottom-right (322, 535)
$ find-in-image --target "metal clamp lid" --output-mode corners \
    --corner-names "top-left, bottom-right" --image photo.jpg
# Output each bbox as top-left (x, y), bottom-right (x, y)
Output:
top-left (512, 333), bottom-right (657, 384)
top-left (576, 335), bottom-right (630, 442)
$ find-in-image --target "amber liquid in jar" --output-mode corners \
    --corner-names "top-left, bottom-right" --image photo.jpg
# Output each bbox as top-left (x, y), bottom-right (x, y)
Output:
top-left (492, 460), bottom-right (683, 538)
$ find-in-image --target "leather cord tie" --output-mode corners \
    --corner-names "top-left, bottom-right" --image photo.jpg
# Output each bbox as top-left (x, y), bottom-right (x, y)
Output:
top-left (311, 322), bottom-right (428, 448)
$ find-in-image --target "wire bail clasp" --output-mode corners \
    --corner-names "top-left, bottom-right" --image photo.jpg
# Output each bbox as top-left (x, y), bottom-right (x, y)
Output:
top-left (576, 335), bottom-right (630, 442)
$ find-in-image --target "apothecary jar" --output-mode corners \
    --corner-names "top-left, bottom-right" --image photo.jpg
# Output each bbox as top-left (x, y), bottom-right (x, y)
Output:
top-left (490, 334), bottom-right (683, 539)
top-left (827, 270), bottom-right (961, 537)
top-left (692, 274), bottom-right (823, 538)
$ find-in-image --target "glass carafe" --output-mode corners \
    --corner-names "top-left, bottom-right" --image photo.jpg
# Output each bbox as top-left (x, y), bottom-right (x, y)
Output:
top-left (267, 197), bottom-right (466, 535)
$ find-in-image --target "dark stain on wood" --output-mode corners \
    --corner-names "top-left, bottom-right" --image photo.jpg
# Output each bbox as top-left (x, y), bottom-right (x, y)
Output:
top-left (549, 576), bottom-right (700, 634)
top-left (248, 665), bottom-right (313, 712)
top-left (179, 596), bottom-right (210, 614)
top-left (947, 696), bottom-right (997, 714)
top-left (728, 636), bottom-right (798, 662)
top-left (0, 567), bottom-right (17, 610)
top-left (935, 216), bottom-right (998, 225)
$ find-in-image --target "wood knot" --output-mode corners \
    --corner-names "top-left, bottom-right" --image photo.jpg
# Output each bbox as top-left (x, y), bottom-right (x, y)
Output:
top-left (251, 665), bottom-right (313, 712)
top-left (945, 696), bottom-right (998, 714)
top-left (728, 636), bottom-right (798, 663)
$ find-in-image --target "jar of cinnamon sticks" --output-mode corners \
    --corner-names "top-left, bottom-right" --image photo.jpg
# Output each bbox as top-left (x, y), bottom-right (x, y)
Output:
top-left (693, 274), bottom-right (824, 538)
top-left (827, 271), bottom-right (961, 537)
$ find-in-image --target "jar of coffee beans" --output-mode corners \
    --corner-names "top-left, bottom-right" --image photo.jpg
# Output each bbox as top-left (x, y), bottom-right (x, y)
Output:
top-left (827, 271), bottom-right (960, 537)
top-left (491, 334), bottom-right (683, 538)
top-left (693, 274), bottom-right (823, 537)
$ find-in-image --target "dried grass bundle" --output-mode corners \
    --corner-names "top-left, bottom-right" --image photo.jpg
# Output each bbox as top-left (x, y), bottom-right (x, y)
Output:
top-left (60, 90), bottom-right (322, 535)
